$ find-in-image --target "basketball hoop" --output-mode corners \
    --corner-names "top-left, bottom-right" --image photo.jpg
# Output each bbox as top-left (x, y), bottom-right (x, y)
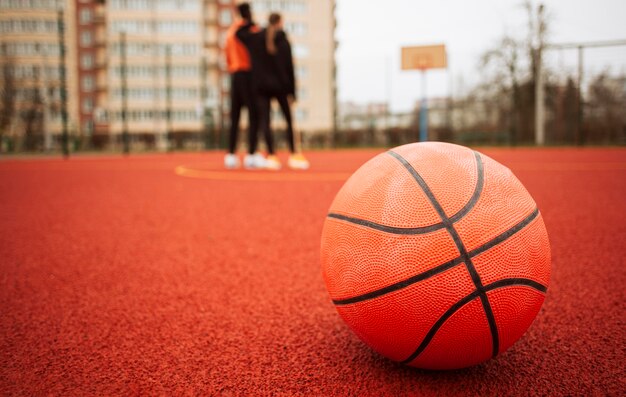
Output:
top-left (400, 44), bottom-right (447, 142)
top-left (401, 45), bottom-right (447, 71)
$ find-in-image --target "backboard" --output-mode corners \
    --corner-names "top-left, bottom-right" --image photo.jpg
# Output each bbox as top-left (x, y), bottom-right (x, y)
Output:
top-left (401, 44), bottom-right (447, 70)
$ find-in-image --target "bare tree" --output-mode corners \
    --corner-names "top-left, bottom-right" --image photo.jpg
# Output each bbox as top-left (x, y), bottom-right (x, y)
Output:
top-left (524, 1), bottom-right (550, 83)
top-left (21, 79), bottom-right (45, 151)
top-left (481, 36), bottom-right (523, 144)
top-left (466, 1), bottom-right (553, 144)
top-left (548, 77), bottom-right (579, 144)
top-left (585, 73), bottom-right (626, 144)
top-left (0, 44), bottom-right (17, 151)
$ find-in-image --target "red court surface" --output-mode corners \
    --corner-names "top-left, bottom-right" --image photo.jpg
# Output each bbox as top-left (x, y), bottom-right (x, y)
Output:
top-left (0, 148), bottom-right (624, 395)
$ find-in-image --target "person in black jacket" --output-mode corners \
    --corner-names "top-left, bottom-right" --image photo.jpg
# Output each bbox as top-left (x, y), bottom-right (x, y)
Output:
top-left (237, 13), bottom-right (309, 170)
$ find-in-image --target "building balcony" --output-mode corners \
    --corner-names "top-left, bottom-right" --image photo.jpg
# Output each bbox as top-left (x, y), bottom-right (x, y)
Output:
top-left (93, 8), bottom-right (106, 24)
top-left (95, 60), bottom-right (107, 70)
top-left (200, 60), bottom-right (220, 70)
top-left (96, 82), bottom-right (108, 93)
top-left (94, 38), bottom-right (107, 48)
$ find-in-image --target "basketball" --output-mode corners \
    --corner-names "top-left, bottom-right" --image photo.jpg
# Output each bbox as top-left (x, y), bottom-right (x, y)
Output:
top-left (320, 142), bottom-right (551, 370)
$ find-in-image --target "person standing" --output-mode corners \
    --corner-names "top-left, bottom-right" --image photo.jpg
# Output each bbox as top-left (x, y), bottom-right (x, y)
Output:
top-left (237, 13), bottom-right (310, 170)
top-left (224, 3), bottom-right (265, 169)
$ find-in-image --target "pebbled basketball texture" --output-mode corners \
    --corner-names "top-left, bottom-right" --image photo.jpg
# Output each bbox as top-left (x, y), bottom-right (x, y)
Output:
top-left (320, 142), bottom-right (551, 370)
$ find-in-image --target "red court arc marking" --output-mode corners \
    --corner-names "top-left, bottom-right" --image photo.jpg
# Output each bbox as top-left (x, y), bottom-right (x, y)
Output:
top-left (175, 164), bottom-right (352, 182)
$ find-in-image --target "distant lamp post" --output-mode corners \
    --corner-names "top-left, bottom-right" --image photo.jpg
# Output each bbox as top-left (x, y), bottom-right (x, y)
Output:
top-left (534, 4), bottom-right (546, 146)
top-left (165, 45), bottom-right (173, 151)
top-left (57, 8), bottom-right (69, 158)
top-left (200, 56), bottom-right (217, 150)
top-left (120, 31), bottom-right (130, 154)
top-left (200, 56), bottom-right (209, 149)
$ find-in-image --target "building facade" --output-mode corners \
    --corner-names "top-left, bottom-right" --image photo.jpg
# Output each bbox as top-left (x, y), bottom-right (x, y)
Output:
top-left (0, 0), bottom-right (336, 151)
top-left (102, 0), bottom-right (225, 149)
top-left (74, 0), bottom-right (104, 143)
top-left (0, 0), bottom-right (78, 151)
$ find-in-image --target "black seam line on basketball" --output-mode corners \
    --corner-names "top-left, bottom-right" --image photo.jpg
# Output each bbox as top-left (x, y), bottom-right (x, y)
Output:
top-left (387, 150), bottom-right (499, 358)
top-left (332, 256), bottom-right (464, 305)
top-left (468, 208), bottom-right (540, 259)
top-left (400, 277), bottom-right (547, 365)
top-left (449, 151), bottom-right (484, 222)
top-left (325, 151), bottom-right (484, 235)
top-left (331, 207), bottom-right (540, 306)
top-left (326, 213), bottom-right (446, 235)
top-left (484, 278), bottom-right (547, 293)
top-left (400, 290), bottom-right (481, 365)
top-left (479, 294), bottom-right (500, 358)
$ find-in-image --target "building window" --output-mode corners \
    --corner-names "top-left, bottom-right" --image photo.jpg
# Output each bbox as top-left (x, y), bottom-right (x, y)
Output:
top-left (219, 9), bottom-right (232, 26)
top-left (82, 76), bottom-right (94, 92)
top-left (109, 20), bottom-right (199, 34)
top-left (293, 45), bottom-right (309, 59)
top-left (285, 22), bottom-right (307, 36)
top-left (82, 97), bottom-right (93, 113)
top-left (94, 107), bottom-right (107, 122)
top-left (156, 0), bottom-right (200, 11)
top-left (218, 31), bottom-right (228, 49)
top-left (81, 54), bottom-right (93, 69)
top-left (0, 0), bottom-right (60, 10)
top-left (80, 8), bottom-right (92, 24)
top-left (297, 87), bottom-right (307, 100)
top-left (83, 119), bottom-right (94, 135)
top-left (251, 0), bottom-right (307, 13)
top-left (80, 31), bottom-right (92, 46)
top-left (0, 19), bottom-right (57, 34)
top-left (296, 65), bottom-right (308, 80)
top-left (296, 108), bottom-right (307, 122)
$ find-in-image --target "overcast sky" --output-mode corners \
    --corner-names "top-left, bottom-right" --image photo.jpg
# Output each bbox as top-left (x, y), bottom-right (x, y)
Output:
top-left (335, 0), bottom-right (626, 112)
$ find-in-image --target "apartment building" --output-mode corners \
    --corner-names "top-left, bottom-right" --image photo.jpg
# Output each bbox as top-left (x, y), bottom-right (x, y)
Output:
top-left (99, 0), bottom-right (232, 148)
top-left (0, 0), bottom-right (336, 151)
top-left (98, 0), bottom-right (337, 145)
top-left (0, 0), bottom-right (78, 151)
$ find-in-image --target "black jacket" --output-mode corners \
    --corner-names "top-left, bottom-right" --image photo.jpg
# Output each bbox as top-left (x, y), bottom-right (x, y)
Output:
top-left (237, 25), bottom-right (296, 99)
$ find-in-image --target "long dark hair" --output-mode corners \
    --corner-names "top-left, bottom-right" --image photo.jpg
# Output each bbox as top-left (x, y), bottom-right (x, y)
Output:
top-left (266, 13), bottom-right (282, 55)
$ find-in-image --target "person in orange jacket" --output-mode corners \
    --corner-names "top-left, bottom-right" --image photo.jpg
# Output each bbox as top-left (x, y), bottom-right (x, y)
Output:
top-left (224, 3), bottom-right (265, 169)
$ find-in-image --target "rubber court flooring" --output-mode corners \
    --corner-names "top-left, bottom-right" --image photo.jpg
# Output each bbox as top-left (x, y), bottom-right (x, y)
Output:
top-left (0, 147), bottom-right (624, 396)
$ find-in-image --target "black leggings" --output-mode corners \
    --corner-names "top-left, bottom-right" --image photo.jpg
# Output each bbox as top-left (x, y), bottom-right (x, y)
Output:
top-left (229, 72), bottom-right (258, 155)
top-left (257, 93), bottom-right (295, 155)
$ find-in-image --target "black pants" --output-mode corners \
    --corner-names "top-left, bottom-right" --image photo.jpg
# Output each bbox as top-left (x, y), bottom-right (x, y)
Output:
top-left (257, 93), bottom-right (295, 155)
top-left (229, 72), bottom-right (258, 155)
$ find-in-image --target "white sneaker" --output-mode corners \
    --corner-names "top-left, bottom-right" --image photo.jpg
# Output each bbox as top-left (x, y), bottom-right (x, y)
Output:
top-left (253, 152), bottom-right (267, 169)
top-left (243, 154), bottom-right (255, 169)
top-left (224, 153), bottom-right (240, 169)
top-left (244, 152), bottom-right (266, 169)
top-left (265, 155), bottom-right (281, 170)
top-left (288, 153), bottom-right (310, 170)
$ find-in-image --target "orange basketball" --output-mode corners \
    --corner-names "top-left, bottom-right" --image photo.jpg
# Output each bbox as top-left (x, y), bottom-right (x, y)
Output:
top-left (320, 142), bottom-right (551, 370)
